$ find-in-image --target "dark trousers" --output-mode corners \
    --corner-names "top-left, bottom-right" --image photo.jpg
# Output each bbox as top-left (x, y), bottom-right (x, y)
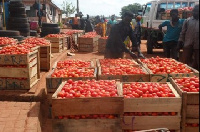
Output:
top-left (104, 49), bottom-right (124, 59)
top-left (163, 41), bottom-right (178, 60)
top-left (183, 46), bottom-right (199, 71)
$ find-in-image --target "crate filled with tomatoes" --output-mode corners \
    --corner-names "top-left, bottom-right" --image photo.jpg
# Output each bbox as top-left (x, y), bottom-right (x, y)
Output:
top-left (45, 34), bottom-right (65, 53)
top-left (22, 37), bottom-right (51, 71)
top-left (121, 82), bottom-right (181, 131)
top-left (98, 36), bottom-right (108, 54)
top-left (0, 37), bottom-right (18, 47)
top-left (52, 59), bottom-right (95, 70)
top-left (139, 57), bottom-right (199, 82)
top-left (52, 79), bottom-right (123, 132)
top-left (97, 59), bottom-right (149, 82)
top-left (46, 67), bottom-right (97, 93)
top-left (78, 32), bottom-right (101, 52)
top-left (170, 76), bottom-right (199, 132)
top-left (0, 44), bottom-right (40, 90)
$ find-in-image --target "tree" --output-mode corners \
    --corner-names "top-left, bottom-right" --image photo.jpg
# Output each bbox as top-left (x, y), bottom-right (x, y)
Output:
top-left (62, 0), bottom-right (76, 17)
top-left (120, 3), bottom-right (142, 17)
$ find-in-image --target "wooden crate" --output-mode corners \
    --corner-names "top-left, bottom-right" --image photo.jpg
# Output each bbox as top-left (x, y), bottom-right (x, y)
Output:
top-left (45, 37), bottom-right (64, 53)
top-left (98, 38), bottom-right (107, 53)
top-left (138, 60), bottom-right (199, 82)
top-left (46, 68), bottom-right (97, 93)
top-left (0, 48), bottom-right (40, 90)
top-left (78, 36), bottom-right (100, 45)
top-left (53, 119), bottom-right (122, 132)
top-left (40, 45), bottom-right (51, 71)
top-left (72, 33), bottom-right (78, 44)
top-left (170, 77), bottom-right (199, 132)
top-left (63, 36), bottom-right (70, 50)
top-left (78, 42), bottom-right (98, 52)
top-left (98, 66), bottom-right (150, 82)
top-left (51, 81), bottom-right (123, 132)
top-left (122, 82), bottom-right (181, 131)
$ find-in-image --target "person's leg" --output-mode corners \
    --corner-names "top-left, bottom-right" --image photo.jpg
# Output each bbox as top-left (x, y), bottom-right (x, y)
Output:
top-left (170, 41), bottom-right (178, 60)
top-left (182, 46), bottom-right (193, 67)
top-left (163, 42), bottom-right (170, 58)
top-left (192, 49), bottom-right (199, 71)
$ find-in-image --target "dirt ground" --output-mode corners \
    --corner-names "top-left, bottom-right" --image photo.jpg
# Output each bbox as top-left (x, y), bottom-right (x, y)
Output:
top-left (40, 40), bottom-right (166, 132)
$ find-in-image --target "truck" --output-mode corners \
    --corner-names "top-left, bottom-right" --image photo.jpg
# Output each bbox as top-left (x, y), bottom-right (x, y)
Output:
top-left (140, 0), bottom-right (199, 54)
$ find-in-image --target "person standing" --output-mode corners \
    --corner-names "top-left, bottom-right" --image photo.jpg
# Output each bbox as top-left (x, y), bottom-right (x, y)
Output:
top-left (72, 14), bottom-right (79, 29)
top-left (85, 14), bottom-right (93, 33)
top-left (107, 15), bottom-right (117, 35)
top-left (178, 5), bottom-right (199, 70)
top-left (159, 9), bottom-right (185, 60)
top-left (104, 11), bottom-right (145, 59)
top-left (133, 15), bottom-right (142, 50)
top-left (79, 12), bottom-right (86, 30)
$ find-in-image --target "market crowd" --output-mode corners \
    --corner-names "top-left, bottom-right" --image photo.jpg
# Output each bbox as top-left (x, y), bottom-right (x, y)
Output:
top-left (69, 4), bottom-right (199, 71)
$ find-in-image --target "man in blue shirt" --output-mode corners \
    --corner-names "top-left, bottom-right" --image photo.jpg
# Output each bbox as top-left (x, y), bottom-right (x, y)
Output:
top-left (159, 9), bottom-right (185, 60)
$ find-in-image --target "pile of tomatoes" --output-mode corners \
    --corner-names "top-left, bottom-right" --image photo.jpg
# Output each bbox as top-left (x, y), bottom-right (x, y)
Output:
top-left (61, 30), bottom-right (83, 35)
top-left (186, 123), bottom-right (199, 127)
top-left (141, 57), bottom-right (193, 74)
top-left (45, 34), bottom-right (67, 38)
top-left (51, 68), bottom-right (95, 78)
top-left (57, 114), bottom-right (118, 119)
top-left (100, 36), bottom-right (108, 39)
top-left (57, 79), bottom-right (118, 98)
top-left (56, 59), bottom-right (91, 69)
top-left (174, 77), bottom-right (199, 92)
top-left (102, 66), bottom-right (145, 75)
top-left (0, 44), bottom-right (31, 54)
top-left (23, 37), bottom-right (51, 46)
top-left (81, 32), bottom-right (99, 38)
top-left (123, 82), bottom-right (176, 98)
top-left (100, 59), bottom-right (137, 67)
top-left (0, 37), bottom-right (18, 45)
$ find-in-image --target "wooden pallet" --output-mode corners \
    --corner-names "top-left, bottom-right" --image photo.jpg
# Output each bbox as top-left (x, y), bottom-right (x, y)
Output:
top-left (52, 81), bottom-right (123, 132)
top-left (46, 68), bottom-right (97, 93)
top-left (98, 66), bottom-right (150, 82)
top-left (170, 77), bottom-right (199, 132)
top-left (122, 82), bottom-right (181, 131)
top-left (0, 47), bottom-right (40, 90)
top-left (138, 59), bottom-right (199, 82)
top-left (40, 45), bottom-right (51, 71)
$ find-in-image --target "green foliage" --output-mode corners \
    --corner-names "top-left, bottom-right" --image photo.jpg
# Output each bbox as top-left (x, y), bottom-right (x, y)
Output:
top-left (120, 3), bottom-right (142, 17)
top-left (62, 1), bottom-right (76, 17)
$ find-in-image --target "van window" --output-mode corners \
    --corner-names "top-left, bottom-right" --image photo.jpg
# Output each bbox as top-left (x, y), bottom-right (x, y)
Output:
top-left (189, 2), bottom-right (195, 7)
top-left (160, 3), bottom-right (167, 9)
top-left (175, 2), bottom-right (181, 9)
top-left (182, 2), bottom-right (188, 7)
top-left (167, 3), bottom-right (174, 9)
top-left (144, 3), bottom-right (151, 15)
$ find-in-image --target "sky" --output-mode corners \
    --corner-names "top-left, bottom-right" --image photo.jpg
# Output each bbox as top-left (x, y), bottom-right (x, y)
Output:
top-left (52, 0), bottom-right (150, 17)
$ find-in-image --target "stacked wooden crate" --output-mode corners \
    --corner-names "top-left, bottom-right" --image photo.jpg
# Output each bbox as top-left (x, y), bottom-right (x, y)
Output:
top-left (170, 77), bottom-right (199, 132)
top-left (40, 45), bottom-right (51, 71)
top-left (46, 37), bottom-right (64, 53)
top-left (0, 46), bottom-right (40, 90)
top-left (98, 37), bottom-right (108, 53)
top-left (78, 35), bottom-right (101, 52)
top-left (51, 80), bottom-right (123, 132)
top-left (122, 82), bottom-right (182, 131)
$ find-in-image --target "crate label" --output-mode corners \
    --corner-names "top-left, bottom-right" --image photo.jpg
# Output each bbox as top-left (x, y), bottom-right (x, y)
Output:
top-left (0, 78), bottom-right (27, 89)
top-left (0, 55), bottom-right (27, 65)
